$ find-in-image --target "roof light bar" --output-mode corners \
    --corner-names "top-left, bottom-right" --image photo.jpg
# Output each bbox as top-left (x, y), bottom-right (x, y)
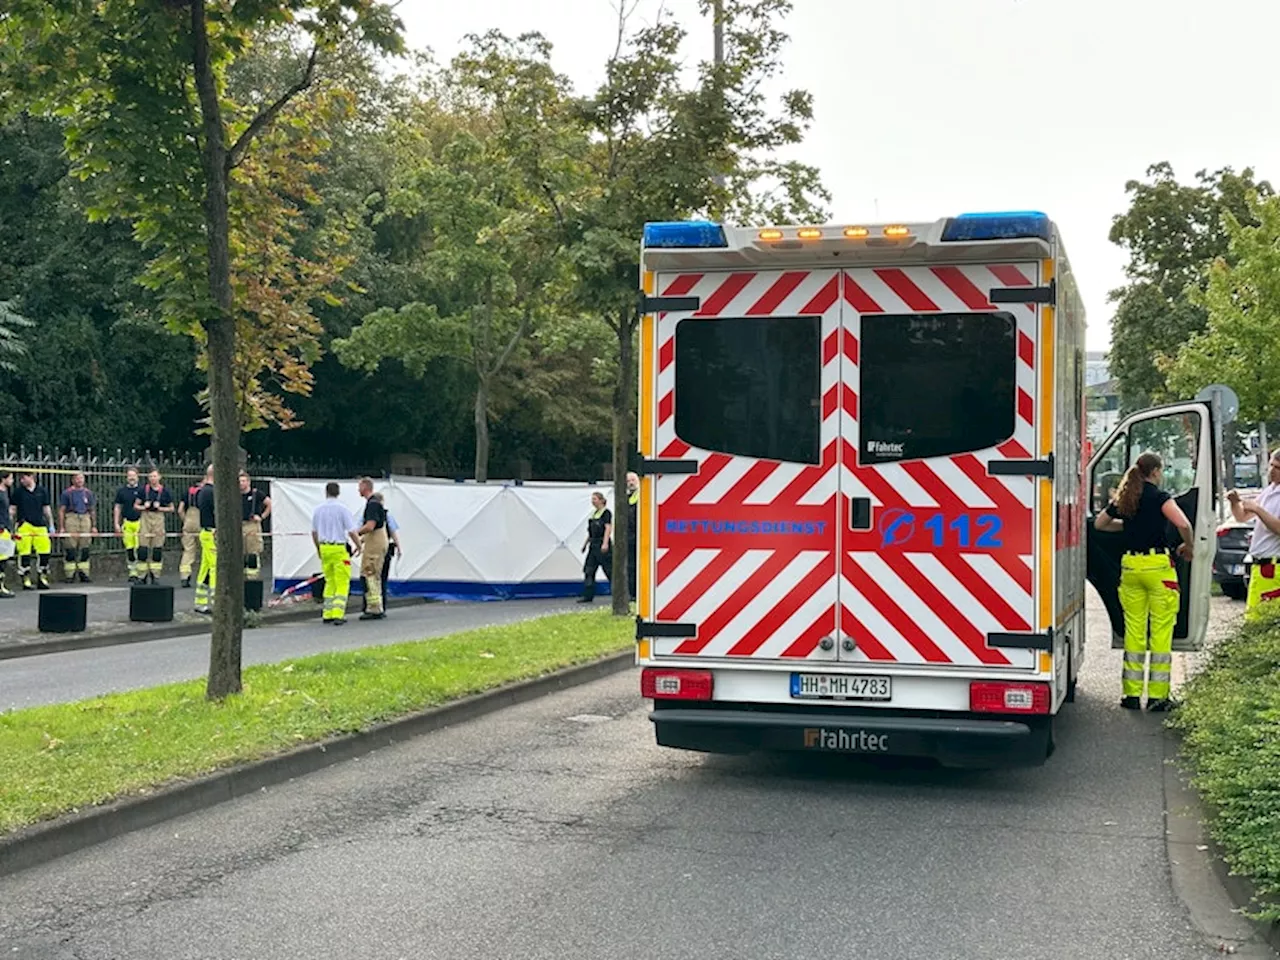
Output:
top-left (642, 221), bottom-right (728, 249)
top-left (941, 211), bottom-right (1052, 243)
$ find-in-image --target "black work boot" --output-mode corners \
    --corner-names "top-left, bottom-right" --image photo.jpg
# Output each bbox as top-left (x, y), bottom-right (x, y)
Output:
top-left (1120, 696), bottom-right (1141, 710)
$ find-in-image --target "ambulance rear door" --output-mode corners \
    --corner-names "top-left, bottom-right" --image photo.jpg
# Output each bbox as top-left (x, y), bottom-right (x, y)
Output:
top-left (837, 263), bottom-right (1045, 671)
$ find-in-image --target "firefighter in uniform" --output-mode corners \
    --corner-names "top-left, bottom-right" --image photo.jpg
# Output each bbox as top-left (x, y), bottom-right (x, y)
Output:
top-left (113, 467), bottom-right (144, 582)
top-left (138, 469), bottom-right (174, 583)
top-left (178, 478), bottom-right (203, 587)
top-left (12, 470), bottom-right (54, 590)
top-left (194, 466), bottom-right (217, 614)
top-left (58, 472), bottom-right (97, 583)
top-left (1095, 452), bottom-right (1194, 712)
top-left (239, 471), bottom-right (271, 581)
top-left (356, 478), bottom-right (388, 620)
top-left (0, 470), bottom-right (14, 599)
top-left (625, 471), bottom-right (639, 603)
top-left (1228, 448), bottom-right (1280, 609)
top-left (578, 491), bottom-right (612, 604)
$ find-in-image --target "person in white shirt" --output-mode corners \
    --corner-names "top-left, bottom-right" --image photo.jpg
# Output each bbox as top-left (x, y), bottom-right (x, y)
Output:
top-left (1228, 448), bottom-right (1280, 609)
top-left (311, 482), bottom-right (361, 625)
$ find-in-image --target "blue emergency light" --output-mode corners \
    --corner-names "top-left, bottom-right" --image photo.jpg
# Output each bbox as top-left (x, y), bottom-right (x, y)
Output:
top-left (643, 220), bottom-right (728, 249)
top-left (941, 211), bottom-right (1052, 243)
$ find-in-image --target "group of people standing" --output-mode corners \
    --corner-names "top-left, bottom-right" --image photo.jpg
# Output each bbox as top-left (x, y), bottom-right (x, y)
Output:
top-left (577, 471), bottom-right (640, 604)
top-left (309, 478), bottom-right (401, 625)
top-left (0, 465), bottom-right (272, 613)
top-left (1096, 447), bottom-right (1280, 711)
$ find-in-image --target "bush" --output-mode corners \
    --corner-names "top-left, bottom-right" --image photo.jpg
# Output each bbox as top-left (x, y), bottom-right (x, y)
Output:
top-left (1171, 603), bottom-right (1280, 920)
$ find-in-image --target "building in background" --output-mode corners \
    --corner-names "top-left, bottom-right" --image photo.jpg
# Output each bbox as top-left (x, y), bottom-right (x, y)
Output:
top-left (1085, 352), bottom-right (1120, 442)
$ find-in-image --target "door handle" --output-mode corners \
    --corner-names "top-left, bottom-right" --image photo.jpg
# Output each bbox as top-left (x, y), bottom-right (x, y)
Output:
top-left (850, 497), bottom-right (872, 531)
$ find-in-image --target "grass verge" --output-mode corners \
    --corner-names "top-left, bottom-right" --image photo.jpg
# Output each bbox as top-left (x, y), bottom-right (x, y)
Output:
top-left (0, 610), bottom-right (632, 835)
top-left (1170, 602), bottom-right (1280, 920)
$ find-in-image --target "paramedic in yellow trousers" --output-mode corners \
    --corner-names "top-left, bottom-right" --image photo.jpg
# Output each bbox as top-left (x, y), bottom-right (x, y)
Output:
top-left (58, 472), bottom-right (96, 583)
top-left (193, 466), bottom-right (217, 614)
top-left (1094, 452), bottom-right (1194, 712)
top-left (113, 467), bottom-right (144, 582)
top-left (12, 471), bottom-right (55, 590)
top-left (0, 470), bottom-right (15, 598)
top-left (239, 471), bottom-right (271, 581)
top-left (311, 482), bottom-right (360, 624)
top-left (356, 478), bottom-right (388, 620)
top-left (138, 469), bottom-right (174, 583)
top-left (1228, 448), bottom-right (1280, 609)
top-left (178, 478), bottom-right (203, 587)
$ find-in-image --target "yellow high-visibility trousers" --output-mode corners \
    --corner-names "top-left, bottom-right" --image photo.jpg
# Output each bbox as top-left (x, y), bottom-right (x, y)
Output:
top-left (1118, 553), bottom-right (1179, 700)
top-left (121, 518), bottom-right (141, 579)
top-left (318, 543), bottom-right (351, 621)
top-left (195, 529), bottom-right (217, 613)
top-left (1247, 559), bottom-right (1280, 610)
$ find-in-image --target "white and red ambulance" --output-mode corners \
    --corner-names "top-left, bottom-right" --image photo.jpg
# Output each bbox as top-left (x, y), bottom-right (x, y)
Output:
top-left (633, 213), bottom-right (1217, 767)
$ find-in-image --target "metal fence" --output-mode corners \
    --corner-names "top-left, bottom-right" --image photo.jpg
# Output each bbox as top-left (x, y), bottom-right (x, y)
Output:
top-left (0, 445), bottom-right (376, 557)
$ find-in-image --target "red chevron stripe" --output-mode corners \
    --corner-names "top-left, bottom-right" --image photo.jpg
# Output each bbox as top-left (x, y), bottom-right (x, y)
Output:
top-left (842, 552), bottom-right (951, 663)
top-left (718, 460), bottom-right (786, 506)
top-left (999, 438), bottom-right (1031, 459)
top-left (839, 605), bottom-right (896, 661)
top-left (939, 552), bottom-right (1032, 631)
top-left (875, 269), bottom-right (939, 312)
top-left (883, 554), bottom-right (1010, 665)
top-left (932, 266), bottom-right (992, 310)
top-left (695, 273), bottom-right (755, 317)
top-left (843, 274), bottom-right (883, 313)
top-left (1018, 388), bottom-right (1034, 424)
top-left (658, 548), bottom-right (746, 622)
top-left (780, 607), bottom-right (841, 659)
top-left (822, 329), bottom-right (840, 365)
top-left (953, 453), bottom-right (1031, 518)
top-left (675, 550), bottom-right (802, 654)
top-left (726, 554), bottom-right (835, 656)
top-left (660, 438), bottom-right (691, 458)
top-left (658, 391), bottom-right (673, 425)
top-left (658, 336), bottom-right (674, 372)
top-left (989, 264), bottom-right (1032, 287)
top-left (656, 546), bottom-right (695, 585)
top-left (844, 329), bottom-right (859, 364)
top-left (801, 274), bottom-right (841, 315)
top-left (747, 271), bottom-right (808, 315)
top-left (663, 452), bottom-right (733, 508)
top-left (993, 552), bottom-right (1035, 595)
top-left (1018, 331), bottom-right (1034, 367)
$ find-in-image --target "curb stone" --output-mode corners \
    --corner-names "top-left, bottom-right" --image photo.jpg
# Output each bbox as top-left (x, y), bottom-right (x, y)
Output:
top-left (0, 596), bottom-right (421, 661)
top-left (1164, 724), bottom-right (1280, 957)
top-left (0, 650), bottom-right (636, 878)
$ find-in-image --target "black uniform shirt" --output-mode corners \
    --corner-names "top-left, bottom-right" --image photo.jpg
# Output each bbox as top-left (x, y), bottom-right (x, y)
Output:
top-left (362, 497), bottom-right (386, 531)
top-left (1103, 482), bottom-right (1171, 553)
top-left (12, 484), bottom-right (50, 528)
top-left (242, 489), bottom-right (267, 522)
top-left (196, 483), bottom-right (217, 530)
top-left (114, 484), bottom-right (143, 523)
top-left (587, 508), bottom-right (612, 544)
top-left (141, 485), bottom-right (173, 512)
top-left (0, 486), bottom-right (10, 534)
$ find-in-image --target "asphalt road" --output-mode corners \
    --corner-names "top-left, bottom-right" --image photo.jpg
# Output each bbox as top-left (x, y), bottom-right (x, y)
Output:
top-left (0, 598), bottom-right (578, 711)
top-left (0, 595), bottom-right (1250, 960)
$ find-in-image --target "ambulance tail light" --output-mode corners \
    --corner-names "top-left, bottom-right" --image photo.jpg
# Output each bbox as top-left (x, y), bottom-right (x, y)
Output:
top-left (969, 681), bottom-right (1050, 714)
top-left (942, 211), bottom-right (1052, 243)
top-left (642, 668), bottom-right (714, 701)
top-left (642, 221), bottom-right (728, 249)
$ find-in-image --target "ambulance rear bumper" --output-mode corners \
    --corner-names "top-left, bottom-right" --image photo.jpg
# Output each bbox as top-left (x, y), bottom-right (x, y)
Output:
top-left (650, 704), bottom-right (1051, 768)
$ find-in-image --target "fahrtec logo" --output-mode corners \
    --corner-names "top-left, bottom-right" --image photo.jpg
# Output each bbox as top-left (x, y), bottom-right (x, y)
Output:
top-left (803, 727), bottom-right (889, 752)
top-left (867, 440), bottom-right (905, 458)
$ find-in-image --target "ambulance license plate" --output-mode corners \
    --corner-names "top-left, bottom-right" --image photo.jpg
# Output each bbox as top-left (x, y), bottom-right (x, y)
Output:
top-left (791, 673), bottom-right (891, 701)
top-left (1229, 564), bottom-right (1245, 575)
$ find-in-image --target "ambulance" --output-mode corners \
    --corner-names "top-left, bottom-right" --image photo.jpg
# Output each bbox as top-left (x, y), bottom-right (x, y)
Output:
top-left (633, 213), bottom-right (1217, 767)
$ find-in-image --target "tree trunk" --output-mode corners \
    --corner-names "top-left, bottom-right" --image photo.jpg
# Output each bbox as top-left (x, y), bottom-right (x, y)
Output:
top-left (611, 309), bottom-right (635, 616)
top-left (192, 0), bottom-right (245, 699)
top-left (474, 376), bottom-right (490, 483)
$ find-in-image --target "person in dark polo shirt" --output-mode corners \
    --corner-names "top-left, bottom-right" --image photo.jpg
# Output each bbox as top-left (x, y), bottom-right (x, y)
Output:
top-left (12, 471), bottom-right (54, 590)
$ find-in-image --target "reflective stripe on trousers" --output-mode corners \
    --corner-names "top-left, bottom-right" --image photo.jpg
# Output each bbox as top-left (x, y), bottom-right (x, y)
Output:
top-left (1118, 553), bottom-right (1179, 699)
top-left (1247, 560), bottom-right (1280, 609)
top-left (318, 543), bottom-right (351, 620)
top-left (122, 519), bottom-right (141, 579)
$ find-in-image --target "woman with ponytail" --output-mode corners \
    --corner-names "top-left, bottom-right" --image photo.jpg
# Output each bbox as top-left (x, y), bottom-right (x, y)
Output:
top-left (1094, 452), bottom-right (1194, 711)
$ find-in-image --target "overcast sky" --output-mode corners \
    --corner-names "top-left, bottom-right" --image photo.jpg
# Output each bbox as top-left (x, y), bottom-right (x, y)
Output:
top-left (399, 0), bottom-right (1280, 351)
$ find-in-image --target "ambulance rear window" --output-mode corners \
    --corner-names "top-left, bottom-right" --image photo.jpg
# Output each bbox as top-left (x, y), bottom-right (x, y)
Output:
top-left (859, 312), bottom-right (1016, 464)
top-left (674, 316), bottom-right (821, 464)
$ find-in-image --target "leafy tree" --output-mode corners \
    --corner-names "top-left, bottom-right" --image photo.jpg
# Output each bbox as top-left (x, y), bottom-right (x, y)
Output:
top-left (333, 34), bottom-right (580, 481)
top-left (1108, 163), bottom-right (1271, 408)
top-left (565, 0), bottom-right (828, 613)
top-left (1164, 193), bottom-right (1280, 424)
top-left (0, 301), bottom-right (33, 373)
top-left (0, 0), bottom-right (403, 699)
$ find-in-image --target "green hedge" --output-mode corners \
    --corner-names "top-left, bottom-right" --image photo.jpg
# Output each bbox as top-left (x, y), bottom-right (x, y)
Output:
top-left (1171, 604), bottom-right (1280, 920)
